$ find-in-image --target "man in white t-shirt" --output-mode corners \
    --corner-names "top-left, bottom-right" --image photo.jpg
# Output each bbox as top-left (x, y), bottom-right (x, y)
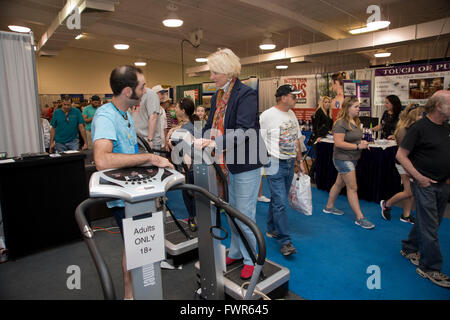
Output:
top-left (260, 84), bottom-right (305, 256)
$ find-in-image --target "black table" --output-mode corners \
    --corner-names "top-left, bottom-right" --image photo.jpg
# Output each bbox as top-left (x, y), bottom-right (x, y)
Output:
top-left (315, 140), bottom-right (402, 203)
top-left (0, 153), bottom-right (88, 259)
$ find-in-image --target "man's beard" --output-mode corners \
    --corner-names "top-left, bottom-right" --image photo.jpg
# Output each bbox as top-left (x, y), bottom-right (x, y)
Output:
top-left (126, 87), bottom-right (141, 107)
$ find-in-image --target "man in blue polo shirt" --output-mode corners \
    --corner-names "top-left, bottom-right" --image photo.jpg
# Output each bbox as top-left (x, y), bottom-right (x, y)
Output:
top-left (49, 96), bottom-right (88, 153)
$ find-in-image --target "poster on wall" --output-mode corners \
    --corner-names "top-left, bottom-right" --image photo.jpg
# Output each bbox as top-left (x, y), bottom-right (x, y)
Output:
top-left (183, 89), bottom-right (199, 105)
top-left (202, 82), bottom-right (217, 95)
top-left (317, 70), bottom-right (355, 120)
top-left (176, 84), bottom-right (202, 106)
top-left (374, 61), bottom-right (450, 108)
top-left (343, 80), bottom-right (372, 116)
top-left (281, 75), bottom-right (316, 120)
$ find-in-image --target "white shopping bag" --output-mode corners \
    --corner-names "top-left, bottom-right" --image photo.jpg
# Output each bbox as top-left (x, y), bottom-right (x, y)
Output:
top-left (288, 173), bottom-right (313, 216)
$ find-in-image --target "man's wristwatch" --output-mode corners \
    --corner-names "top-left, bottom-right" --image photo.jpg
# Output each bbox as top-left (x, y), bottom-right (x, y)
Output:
top-left (356, 143), bottom-right (359, 150)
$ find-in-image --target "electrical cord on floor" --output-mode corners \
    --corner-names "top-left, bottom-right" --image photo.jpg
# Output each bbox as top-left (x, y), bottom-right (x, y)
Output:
top-left (240, 282), bottom-right (271, 300)
top-left (92, 226), bottom-right (120, 234)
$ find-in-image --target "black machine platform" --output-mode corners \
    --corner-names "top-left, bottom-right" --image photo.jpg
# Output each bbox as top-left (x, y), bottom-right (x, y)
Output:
top-left (194, 257), bottom-right (290, 300)
top-left (164, 216), bottom-right (198, 265)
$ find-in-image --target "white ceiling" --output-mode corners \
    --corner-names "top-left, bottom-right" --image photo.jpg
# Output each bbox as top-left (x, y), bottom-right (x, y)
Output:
top-left (1, 0), bottom-right (449, 73)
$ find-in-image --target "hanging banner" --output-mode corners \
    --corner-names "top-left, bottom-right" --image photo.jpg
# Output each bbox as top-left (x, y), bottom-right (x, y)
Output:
top-left (343, 80), bottom-right (372, 116)
top-left (374, 61), bottom-right (450, 107)
top-left (281, 75), bottom-right (316, 120)
top-left (60, 94), bottom-right (84, 103)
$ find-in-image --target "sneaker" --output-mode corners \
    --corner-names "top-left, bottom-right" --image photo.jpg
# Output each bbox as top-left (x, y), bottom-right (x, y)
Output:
top-left (266, 230), bottom-right (278, 239)
top-left (400, 250), bottom-right (420, 266)
top-left (226, 256), bottom-right (242, 266)
top-left (400, 215), bottom-right (415, 224)
top-left (258, 195), bottom-right (270, 203)
top-left (241, 264), bottom-right (255, 280)
top-left (416, 268), bottom-right (450, 288)
top-left (281, 242), bottom-right (297, 256)
top-left (355, 217), bottom-right (375, 229)
top-left (323, 207), bottom-right (344, 215)
top-left (380, 200), bottom-right (391, 221)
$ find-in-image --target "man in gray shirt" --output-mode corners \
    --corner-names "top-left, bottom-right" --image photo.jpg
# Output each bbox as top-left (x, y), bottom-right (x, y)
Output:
top-left (133, 87), bottom-right (163, 150)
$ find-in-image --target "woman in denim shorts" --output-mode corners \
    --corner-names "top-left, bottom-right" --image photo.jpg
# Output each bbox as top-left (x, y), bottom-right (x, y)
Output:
top-left (323, 97), bottom-right (375, 229)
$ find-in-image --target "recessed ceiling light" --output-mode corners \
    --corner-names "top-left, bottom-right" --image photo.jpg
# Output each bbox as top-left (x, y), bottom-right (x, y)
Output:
top-left (374, 51), bottom-right (391, 58)
top-left (276, 65), bottom-right (288, 69)
top-left (75, 34), bottom-right (83, 40)
top-left (8, 25), bottom-right (31, 33)
top-left (195, 57), bottom-right (208, 63)
top-left (134, 62), bottom-right (147, 66)
top-left (114, 44), bottom-right (129, 50)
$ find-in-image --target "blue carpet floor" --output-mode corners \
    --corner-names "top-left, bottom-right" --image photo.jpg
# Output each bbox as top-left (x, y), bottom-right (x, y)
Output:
top-left (166, 181), bottom-right (450, 300)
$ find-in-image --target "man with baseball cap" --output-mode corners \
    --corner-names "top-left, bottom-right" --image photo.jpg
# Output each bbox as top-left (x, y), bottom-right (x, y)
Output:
top-left (152, 85), bottom-right (169, 100)
top-left (82, 95), bottom-right (102, 149)
top-left (259, 84), bottom-right (305, 256)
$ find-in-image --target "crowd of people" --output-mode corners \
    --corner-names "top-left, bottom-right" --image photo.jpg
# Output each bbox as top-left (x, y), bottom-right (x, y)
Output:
top-left (39, 48), bottom-right (450, 295)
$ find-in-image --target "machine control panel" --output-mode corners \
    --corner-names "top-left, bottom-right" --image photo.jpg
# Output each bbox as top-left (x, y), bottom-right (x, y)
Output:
top-left (89, 165), bottom-right (185, 203)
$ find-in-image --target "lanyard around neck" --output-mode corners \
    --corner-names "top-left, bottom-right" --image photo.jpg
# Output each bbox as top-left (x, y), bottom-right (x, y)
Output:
top-left (112, 103), bottom-right (130, 128)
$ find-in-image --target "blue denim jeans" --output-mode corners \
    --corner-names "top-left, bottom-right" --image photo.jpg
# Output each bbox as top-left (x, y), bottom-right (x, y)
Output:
top-left (333, 159), bottom-right (357, 174)
top-left (402, 180), bottom-right (449, 272)
top-left (266, 158), bottom-right (295, 246)
top-left (55, 139), bottom-right (79, 152)
top-left (227, 167), bottom-right (261, 266)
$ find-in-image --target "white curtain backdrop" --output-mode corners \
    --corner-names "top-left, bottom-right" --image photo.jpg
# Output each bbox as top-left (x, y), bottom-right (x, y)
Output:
top-left (0, 31), bottom-right (42, 157)
top-left (258, 77), bottom-right (279, 113)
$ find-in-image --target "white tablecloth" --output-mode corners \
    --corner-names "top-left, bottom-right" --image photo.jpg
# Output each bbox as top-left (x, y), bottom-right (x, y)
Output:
top-left (317, 137), bottom-right (397, 150)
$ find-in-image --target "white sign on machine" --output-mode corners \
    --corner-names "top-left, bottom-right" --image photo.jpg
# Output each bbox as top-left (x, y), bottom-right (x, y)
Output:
top-left (122, 212), bottom-right (165, 271)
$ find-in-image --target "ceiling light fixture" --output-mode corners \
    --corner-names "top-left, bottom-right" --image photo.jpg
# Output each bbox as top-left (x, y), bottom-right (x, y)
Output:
top-left (276, 65), bottom-right (288, 69)
top-left (374, 50), bottom-right (391, 58)
top-left (134, 62), bottom-right (147, 66)
top-left (162, 4), bottom-right (183, 28)
top-left (259, 32), bottom-right (276, 50)
top-left (367, 20), bottom-right (390, 30)
top-left (195, 57), bottom-right (208, 63)
top-left (114, 44), bottom-right (129, 50)
top-left (349, 20), bottom-right (390, 34)
top-left (8, 25), bottom-right (31, 33)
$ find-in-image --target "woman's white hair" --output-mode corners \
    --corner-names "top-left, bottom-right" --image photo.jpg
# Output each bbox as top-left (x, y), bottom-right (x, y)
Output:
top-left (207, 48), bottom-right (241, 78)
